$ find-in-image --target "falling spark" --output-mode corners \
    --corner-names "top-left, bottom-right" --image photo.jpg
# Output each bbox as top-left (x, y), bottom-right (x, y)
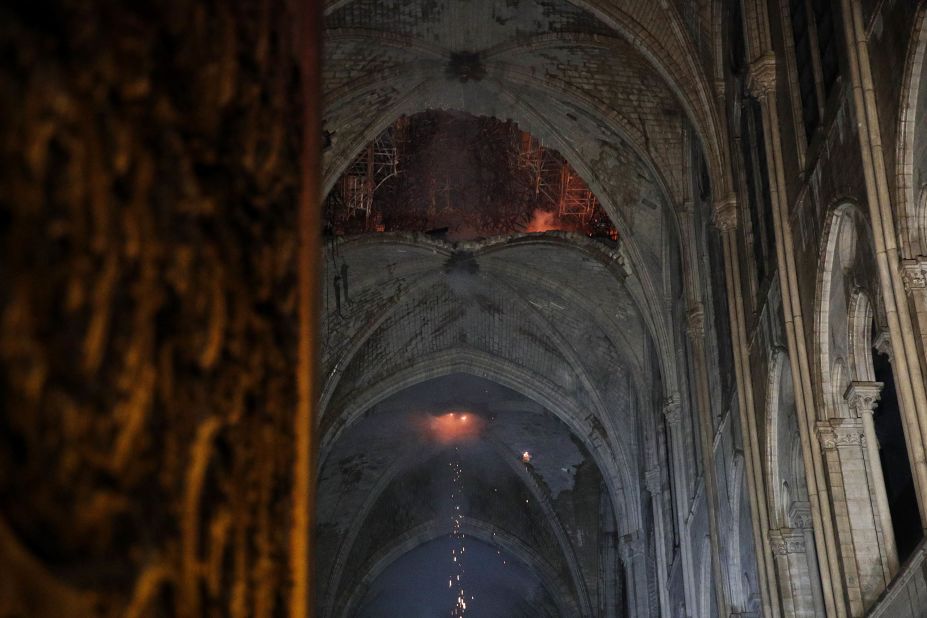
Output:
top-left (449, 449), bottom-right (468, 616)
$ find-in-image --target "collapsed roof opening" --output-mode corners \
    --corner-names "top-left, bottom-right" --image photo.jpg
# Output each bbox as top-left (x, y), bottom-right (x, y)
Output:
top-left (324, 110), bottom-right (617, 241)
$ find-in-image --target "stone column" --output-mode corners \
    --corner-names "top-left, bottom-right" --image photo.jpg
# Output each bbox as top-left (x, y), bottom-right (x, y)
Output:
top-left (769, 527), bottom-right (817, 618)
top-left (838, 0), bottom-right (927, 534)
top-left (646, 465), bottom-right (672, 617)
top-left (685, 303), bottom-right (730, 617)
top-left (600, 519), bottom-right (620, 618)
top-left (664, 396), bottom-right (698, 614)
top-left (711, 195), bottom-right (780, 617)
top-left (902, 258), bottom-right (927, 373)
top-left (618, 533), bottom-right (651, 618)
top-left (747, 52), bottom-right (844, 617)
top-left (790, 501), bottom-right (826, 617)
top-left (817, 417), bottom-right (891, 614)
top-left (845, 381), bottom-right (899, 577)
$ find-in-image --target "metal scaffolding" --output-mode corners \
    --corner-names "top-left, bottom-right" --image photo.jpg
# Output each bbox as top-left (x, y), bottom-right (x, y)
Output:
top-left (516, 134), bottom-right (597, 220)
top-left (339, 131), bottom-right (400, 218)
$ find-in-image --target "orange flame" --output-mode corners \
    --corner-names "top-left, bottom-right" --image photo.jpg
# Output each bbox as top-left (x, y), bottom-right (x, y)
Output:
top-left (523, 209), bottom-right (559, 233)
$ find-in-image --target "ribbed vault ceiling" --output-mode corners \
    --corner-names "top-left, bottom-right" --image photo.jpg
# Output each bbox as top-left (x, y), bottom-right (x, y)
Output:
top-left (318, 0), bottom-right (719, 614)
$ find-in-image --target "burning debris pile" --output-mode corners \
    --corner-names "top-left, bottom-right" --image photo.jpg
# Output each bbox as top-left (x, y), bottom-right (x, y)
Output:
top-left (325, 111), bottom-right (617, 241)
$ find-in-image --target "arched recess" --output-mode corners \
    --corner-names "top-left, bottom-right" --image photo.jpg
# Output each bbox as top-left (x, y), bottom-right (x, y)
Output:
top-left (337, 519), bottom-right (584, 618)
top-left (813, 203), bottom-right (901, 609)
top-left (767, 350), bottom-right (809, 528)
top-left (814, 202), bottom-right (865, 420)
top-left (766, 349), bottom-right (823, 618)
top-left (726, 454), bottom-right (747, 609)
top-left (895, 3), bottom-right (927, 259)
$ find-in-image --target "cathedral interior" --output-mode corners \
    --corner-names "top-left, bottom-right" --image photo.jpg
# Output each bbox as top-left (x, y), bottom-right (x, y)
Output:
top-left (5, 1), bottom-right (927, 617)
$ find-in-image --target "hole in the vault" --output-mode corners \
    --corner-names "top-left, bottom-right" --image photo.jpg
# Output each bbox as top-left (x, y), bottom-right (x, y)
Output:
top-left (323, 110), bottom-right (618, 241)
top-left (423, 410), bottom-right (487, 445)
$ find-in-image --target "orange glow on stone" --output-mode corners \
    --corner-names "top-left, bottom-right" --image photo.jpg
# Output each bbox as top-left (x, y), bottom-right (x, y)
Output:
top-left (426, 411), bottom-right (484, 444)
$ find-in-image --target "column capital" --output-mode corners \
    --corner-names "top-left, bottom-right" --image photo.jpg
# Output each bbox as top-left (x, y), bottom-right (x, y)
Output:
top-left (872, 330), bottom-right (893, 362)
top-left (663, 395), bottom-right (682, 427)
top-left (901, 256), bottom-right (927, 292)
top-left (767, 529), bottom-right (786, 555)
top-left (780, 527), bottom-right (808, 553)
top-left (788, 500), bottom-right (813, 529)
top-left (617, 532), bottom-right (644, 561)
top-left (768, 527), bottom-right (807, 554)
top-left (686, 304), bottom-right (705, 340)
top-left (816, 418), bottom-right (865, 449)
top-left (712, 193), bottom-right (738, 231)
top-left (747, 52), bottom-right (777, 99)
top-left (844, 380), bottom-right (884, 415)
top-left (645, 466), bottom-right (663, 495)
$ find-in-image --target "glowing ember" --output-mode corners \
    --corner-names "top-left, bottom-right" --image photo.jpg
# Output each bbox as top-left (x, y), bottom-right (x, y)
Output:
top-left (425, 411), bottom-right (485, 444)
top-left (521, 451), bottom-right (532, 463)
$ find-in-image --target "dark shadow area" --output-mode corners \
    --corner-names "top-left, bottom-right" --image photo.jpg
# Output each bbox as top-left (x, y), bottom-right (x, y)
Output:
top-left (873, 349), bottom-right (923, 563)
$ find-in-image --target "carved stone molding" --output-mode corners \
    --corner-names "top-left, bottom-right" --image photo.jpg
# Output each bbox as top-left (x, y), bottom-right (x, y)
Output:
top-left (712, 193), bottom-right (738, 232)
top-left (780, 528), bottom-right (807, 554)
top-left (618, 533), bottom-right (644, 561)
top-left (687, 305), bottom-right (705, 341)
top-left (747, 53), bottom-right (777, 99)
top-left (872, 330), bottom-right (893, 362)
top-left (767, 529), bottom-right (786, 555)
top-left (768, 527), bottom-right (807, 555)
top-left (816, 418), bottom-right (865, 449)
top-left (788, 500), bottom-right (813, 529)
top-left (844, 381), bottom-right (883, 415)
top-left (663, 395), bottom-right (682, 427)
top-left (901, 256), bottom-right (927, 292)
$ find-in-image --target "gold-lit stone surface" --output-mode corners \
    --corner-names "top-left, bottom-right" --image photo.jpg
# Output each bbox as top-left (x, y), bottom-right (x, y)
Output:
top-left (0, 2), bottom-right (302, 615)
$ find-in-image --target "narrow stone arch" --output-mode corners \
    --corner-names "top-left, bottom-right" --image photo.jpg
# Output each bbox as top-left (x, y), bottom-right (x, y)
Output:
top-left (813, 201), bottom-right (866, 420)
top-left (765, 347), bottom-right (824, 617)
top-left (766, 348), bottom-right (800, 527)
top-left (895, 3), bottom-right (927, 259)
top-left (848, 289), bottom-right (876, 383)
top-left (726, 453), bottom-right (747, 609)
